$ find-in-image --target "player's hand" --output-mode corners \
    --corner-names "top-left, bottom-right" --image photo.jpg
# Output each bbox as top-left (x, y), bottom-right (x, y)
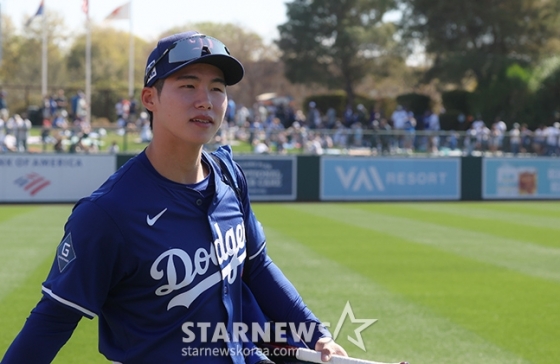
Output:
top-left (315, 336), bottom-right (348, 361)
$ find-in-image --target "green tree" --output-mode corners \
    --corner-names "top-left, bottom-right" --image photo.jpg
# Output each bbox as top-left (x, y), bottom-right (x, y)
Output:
top-left (163, 22), bottom-right (274, 64)
top-left (163, 23), bottom-right (284, 108)
top-left (276, 0), bottom-right (397, 106)
top-left (64, 25), bottom-right (152, 121)
top-left (398, 0), bottom-right (560, 123)
top-left (0, 11), bottom-right (69, 112)
top-left (528, 56), bottom-right (560, 125)
top-left (400, 0), bottom-right (560, 85)
top-left (66, 27), bottom-right (150, 92)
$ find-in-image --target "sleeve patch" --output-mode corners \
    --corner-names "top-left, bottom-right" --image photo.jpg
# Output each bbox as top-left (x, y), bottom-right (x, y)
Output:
top-left (57, 233), bottom-right (76, 272)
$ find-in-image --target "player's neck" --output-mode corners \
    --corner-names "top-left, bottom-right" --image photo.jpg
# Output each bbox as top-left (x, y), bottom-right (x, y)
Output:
top-left (145, 142), bottom-right (207, 185)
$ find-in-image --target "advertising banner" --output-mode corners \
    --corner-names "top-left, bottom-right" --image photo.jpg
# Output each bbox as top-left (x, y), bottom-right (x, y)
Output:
top-left (321, 157), bottom-right (460, 201)
top-left (483, 157), bottom-right (560, 199)
top-left (0, 154), bottom-right (116, 203)
top-left (234, 155), bottom-right (296, 201)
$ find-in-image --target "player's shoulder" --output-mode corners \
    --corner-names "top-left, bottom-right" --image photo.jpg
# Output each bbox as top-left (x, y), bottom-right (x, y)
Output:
top-left (68, 156), bottom-right (148, 232)
top-left (207, 145), bottom-right (247, 188)
top-left (80, 152), bottom-right (150, 209)
top-left (207, 145), bottom-right (237, 175)
top-left (208, 145), bottom-right (235, 164)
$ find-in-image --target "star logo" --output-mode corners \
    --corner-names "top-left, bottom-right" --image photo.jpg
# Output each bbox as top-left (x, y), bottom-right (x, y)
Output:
top-left (331, 301), bottom-right (377, 351)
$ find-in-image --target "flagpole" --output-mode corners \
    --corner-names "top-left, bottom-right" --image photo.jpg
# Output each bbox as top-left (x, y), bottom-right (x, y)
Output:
top-left (105, 1), bottom-right (133, 98)
top-left (41, 0), bottom-right (47, 97)
top-left (128, 0), bottom-right (134, 99)
top-left (0, 2), bottom-right (3, 67)
top-left (85, 6), bottom-right (92, 124)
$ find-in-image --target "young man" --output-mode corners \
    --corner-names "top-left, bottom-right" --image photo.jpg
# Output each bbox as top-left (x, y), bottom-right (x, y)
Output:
top-left (1, 31), bottom-right (346, 363)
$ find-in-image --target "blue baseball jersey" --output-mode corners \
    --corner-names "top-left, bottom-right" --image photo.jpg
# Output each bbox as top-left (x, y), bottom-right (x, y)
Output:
top-left (39, 148), bottom-right (303, 363)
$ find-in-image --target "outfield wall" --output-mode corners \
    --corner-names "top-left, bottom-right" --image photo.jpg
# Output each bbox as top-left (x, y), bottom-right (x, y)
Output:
top-left (2, 153), bottom-right (559, 203)
top-left (0, 154), bottom-right (116, 203)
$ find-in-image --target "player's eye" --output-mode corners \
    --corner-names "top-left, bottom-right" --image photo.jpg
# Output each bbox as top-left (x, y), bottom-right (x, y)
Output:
top-left (211, 84), bottom-right (226, 93)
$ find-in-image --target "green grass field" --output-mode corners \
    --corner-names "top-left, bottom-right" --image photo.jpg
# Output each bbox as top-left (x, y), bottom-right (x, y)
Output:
top-left (1, 202), bottom-right (558, 363)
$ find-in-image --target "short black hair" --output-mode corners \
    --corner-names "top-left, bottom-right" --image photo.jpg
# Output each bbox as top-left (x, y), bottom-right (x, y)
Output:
top-left (147, 78), bottom-right (165, 129)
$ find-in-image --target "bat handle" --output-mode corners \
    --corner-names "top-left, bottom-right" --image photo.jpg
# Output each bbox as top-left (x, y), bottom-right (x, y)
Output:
top-left (295, 348), bottom-right (408, 364)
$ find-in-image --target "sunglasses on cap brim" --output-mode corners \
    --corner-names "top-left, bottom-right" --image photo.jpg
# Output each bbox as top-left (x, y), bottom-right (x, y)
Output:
top-left (144, 34), bottom-right (232, 86)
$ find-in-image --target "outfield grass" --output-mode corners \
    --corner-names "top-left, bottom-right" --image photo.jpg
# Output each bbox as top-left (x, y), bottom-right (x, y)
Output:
top-left (0, 202), bottom-right (558, 363)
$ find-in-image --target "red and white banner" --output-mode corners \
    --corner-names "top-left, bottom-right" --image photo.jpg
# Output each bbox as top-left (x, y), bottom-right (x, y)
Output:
top-left (105, 2), bottom-right (131, 20)
top-left (82, 0), bottom-right (89, 16)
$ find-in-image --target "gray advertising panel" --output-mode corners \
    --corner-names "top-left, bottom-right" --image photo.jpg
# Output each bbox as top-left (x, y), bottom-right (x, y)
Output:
top-left (234, 155), bottom-right (297, 201)
top-left (0, 154), bottom-right (116, 203)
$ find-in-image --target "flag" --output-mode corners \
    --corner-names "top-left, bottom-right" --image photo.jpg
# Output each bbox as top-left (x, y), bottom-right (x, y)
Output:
top-left (105, 2), bottom-right (131, 20)
top-left (25, 0), bottom-right (44, 27)
top-left (104, 1), bottom-right (135, 98)
top-left (82, 0), bottom-right (89, 16)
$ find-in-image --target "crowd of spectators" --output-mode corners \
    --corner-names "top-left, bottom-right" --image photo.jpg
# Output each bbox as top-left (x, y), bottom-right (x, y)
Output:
top-left (0, 89), bottom-right (145, 154)
top-left (217, 98), bottom-right (560, 157)
top-left (0, 89), bottom-right (99, 153)
top-left (0, 108), bottom-right (33, 152)
top-left (2, 89), bottom-right (560, 157)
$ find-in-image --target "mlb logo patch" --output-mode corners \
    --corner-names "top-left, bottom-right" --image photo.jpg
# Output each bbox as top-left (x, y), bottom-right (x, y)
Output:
top-left (57, 233), bottom-right (76, 272)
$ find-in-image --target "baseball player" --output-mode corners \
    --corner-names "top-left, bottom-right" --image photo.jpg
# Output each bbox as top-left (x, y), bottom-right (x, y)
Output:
top-left (1, 31), bottom-right (346, 363)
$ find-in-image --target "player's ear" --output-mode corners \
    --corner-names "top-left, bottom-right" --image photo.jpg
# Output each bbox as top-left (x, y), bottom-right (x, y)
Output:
top-left (141, 86), bottom-right (157, 113)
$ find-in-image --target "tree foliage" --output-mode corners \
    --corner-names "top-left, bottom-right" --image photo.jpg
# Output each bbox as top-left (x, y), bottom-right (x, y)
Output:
top-left (397, 0), bottom-right (560, 123)
top-left (399, 0), bottom-right (560, 86)
top-left (0, 13), bottom-right (275, 117)
top-left (0, 12), bottom-right (68, 110)
top-left (66, 26), bottom-right (151, 92)
top-left (161, 22), bottom-right (284, 108)
top-left (2, 3), bottom-right (560, 125)
top-left (277, 0), bottom-right (397, 105)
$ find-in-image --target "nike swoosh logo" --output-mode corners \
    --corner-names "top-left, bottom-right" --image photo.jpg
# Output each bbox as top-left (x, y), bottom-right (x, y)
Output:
top-left (147, 208), bottom-right (168, 226)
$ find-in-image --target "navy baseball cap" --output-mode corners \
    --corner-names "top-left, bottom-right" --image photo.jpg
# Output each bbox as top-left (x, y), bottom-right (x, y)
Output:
top-left (144, 31), bottom-right (244, 87)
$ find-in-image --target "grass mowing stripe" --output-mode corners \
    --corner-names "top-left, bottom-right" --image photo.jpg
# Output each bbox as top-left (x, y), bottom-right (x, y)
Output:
top-left (369, 203), bottom-right (560, 249)
top-left (463, 201), bottom-right (560, 216)
top-left (0, 205), bottom-right (37, 223)
top-left (0, 205), bottom-right (104, 363)
top-left (399, 202), bottom-right (560, 248)
top-left (253, 203), bottom-right (559, 363)
top-left (0, 205), bottom-right (72, 300)
top-left (429, 201), bottom-right (560, 221)
top-left (1, 203), bottom-right (554, 363)
top-left (0, 252), bottom-right (105, 364)
top-left (261, 221), bottom-right (529, 364)
top-left (295, 203), bottom-right (560, 282)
